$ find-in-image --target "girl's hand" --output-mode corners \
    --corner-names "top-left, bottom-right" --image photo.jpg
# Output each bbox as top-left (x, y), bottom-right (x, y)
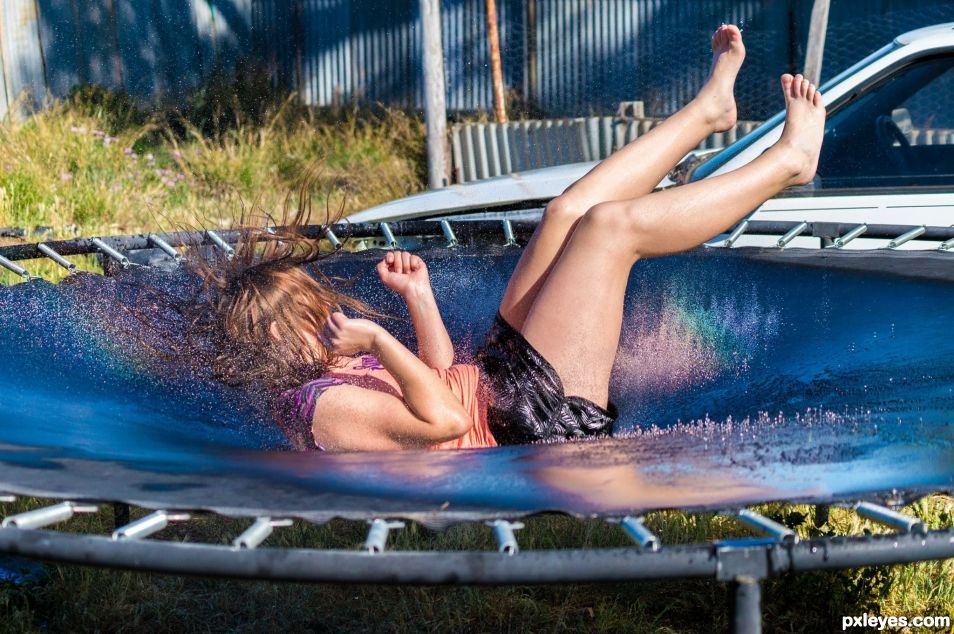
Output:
top-left (376, 251), bottom-right (431, 298)
top-left (320, 312), bottom-right (383, 356)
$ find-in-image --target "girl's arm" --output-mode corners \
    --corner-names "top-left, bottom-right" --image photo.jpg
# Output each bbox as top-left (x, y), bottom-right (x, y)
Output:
top-left (318, 312), bottom-right (471, 448)
top-left (377, 251), bottom-right (454, 369)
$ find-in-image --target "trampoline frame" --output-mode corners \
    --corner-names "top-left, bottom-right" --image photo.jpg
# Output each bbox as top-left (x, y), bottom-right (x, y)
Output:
top-left (1, 217), bottom-right (953, 280)
top-left (1, 496), bottom-right (952, 633)
top-left (1, 217), bottom-right (953, 632)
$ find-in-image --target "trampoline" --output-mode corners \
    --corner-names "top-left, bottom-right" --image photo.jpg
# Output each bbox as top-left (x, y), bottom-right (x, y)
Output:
top-left (0, 218), bottom-right (952, 632)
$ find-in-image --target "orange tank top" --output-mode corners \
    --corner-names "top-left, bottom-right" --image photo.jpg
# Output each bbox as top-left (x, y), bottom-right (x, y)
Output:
top-left (282, 355), bottom-right (497, 451)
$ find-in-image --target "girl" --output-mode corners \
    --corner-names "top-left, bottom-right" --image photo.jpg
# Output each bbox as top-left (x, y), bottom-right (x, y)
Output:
top-left (194, 25), bottom-right (826, 452)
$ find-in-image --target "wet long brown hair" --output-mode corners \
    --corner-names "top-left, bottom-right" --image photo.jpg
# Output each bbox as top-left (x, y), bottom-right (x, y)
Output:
top-left (179, 177), bottom-right (372, 392)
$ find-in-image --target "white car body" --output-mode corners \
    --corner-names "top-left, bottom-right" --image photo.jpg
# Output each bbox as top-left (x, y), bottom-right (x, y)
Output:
top-left (349, 23), bottom-right (954, 251)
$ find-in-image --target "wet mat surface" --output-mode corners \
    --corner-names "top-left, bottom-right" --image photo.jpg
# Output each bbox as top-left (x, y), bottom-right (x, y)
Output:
top-left (0, 247), bottom-right (951, 525)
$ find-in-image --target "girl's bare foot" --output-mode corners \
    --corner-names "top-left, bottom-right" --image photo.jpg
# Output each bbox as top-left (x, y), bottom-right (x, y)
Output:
top-left (774, 73), bottom-right (827, 185)
top-left (693, 24), bottom-right (745, 132)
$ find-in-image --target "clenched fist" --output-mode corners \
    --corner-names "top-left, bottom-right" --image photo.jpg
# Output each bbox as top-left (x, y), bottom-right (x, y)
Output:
top-left (376, 251), bottom-right (431, 299)
top-left (319, 312), bottom-right (383, 356)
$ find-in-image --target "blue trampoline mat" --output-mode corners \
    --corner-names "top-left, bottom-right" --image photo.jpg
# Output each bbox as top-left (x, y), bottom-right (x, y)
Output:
top-left (0, 247), bottom-right (950, 525)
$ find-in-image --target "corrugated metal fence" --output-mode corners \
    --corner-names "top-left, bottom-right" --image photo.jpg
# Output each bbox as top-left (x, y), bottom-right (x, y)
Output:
top-left (450, 115), bottom-right (762, 182)
top-left (0, 0), bottom-right (253, 116)
top-left (2, 0), bottom-right (953, 120)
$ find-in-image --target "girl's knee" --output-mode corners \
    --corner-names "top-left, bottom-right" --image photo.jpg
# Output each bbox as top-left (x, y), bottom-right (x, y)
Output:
top-left (579, 202), bottom-right (646, 258)
top-left (543, 194), bottom-right (587, 224)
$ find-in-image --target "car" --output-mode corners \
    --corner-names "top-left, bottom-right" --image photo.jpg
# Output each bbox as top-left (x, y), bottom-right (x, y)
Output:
top-left (348, 23), bottom-right (954, 252)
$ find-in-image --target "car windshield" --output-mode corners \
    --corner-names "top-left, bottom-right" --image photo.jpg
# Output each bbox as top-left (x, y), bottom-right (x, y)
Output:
top-left (814, 54), bottom-right (954, 190)
top-left (690, 41), bottom-right (899, 183)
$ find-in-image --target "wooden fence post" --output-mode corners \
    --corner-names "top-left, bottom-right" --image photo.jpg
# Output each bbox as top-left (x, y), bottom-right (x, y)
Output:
top-left (0, 0), bottom-right (48, 117)
top-left (485, 0), bottom-right (506, 123)
top-left (420, 0), bottom-right (448, 189)
top-left (803, 0), bottom-right (830, 85)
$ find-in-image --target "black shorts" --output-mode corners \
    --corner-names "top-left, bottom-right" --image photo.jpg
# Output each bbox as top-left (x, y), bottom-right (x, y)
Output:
top-left (476, 313), bottom-right (618, 445)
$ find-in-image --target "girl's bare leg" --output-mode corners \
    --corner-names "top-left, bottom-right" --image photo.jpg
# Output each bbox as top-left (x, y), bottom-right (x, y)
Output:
top-left (520, 74), bottom-right (827, 406)
top-left (498, 25), bottom-right (745, 329)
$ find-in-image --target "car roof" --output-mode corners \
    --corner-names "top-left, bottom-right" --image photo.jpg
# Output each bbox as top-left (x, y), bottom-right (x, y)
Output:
top-left (895, 22), bottom-right (954, 46)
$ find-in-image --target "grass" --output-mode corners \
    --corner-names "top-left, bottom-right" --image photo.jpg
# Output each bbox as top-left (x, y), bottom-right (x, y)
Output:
top-left (0, 82), bottom-right (952, 632)
top-left (0, 84), bottom-right (425, 285)
top-left (0, 496), bottom-right (951, 633)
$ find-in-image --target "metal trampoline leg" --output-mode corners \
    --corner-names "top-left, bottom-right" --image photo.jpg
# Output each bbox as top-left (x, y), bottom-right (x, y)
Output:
top-left (731, 576), bottom-right (762, 634)
top-left (112, 503), bottom-right (130, 531)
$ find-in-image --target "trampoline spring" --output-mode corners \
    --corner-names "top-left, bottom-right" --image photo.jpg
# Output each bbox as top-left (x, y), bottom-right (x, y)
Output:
top-left (733, 509), bottom-right (798, 545)
top-left (485, 519), bottom-right (525, 555)
top-left (37, 243), bottom-right (77, 273)
top-left (501, 219), bottom-right (517, 247)
top-left (112, 510), bottom-right (191, 541)
top-left (90, 237), bottom-right (130, 269)
top-left (939, 236), bottom-right (954, 252)
top-left (776, 221), bottom-right (810, 248)
top-left (379, 222), bottom-right (398, 248)
top-left (613, 516), bottom-right (661, 551)
top-left (147, 234), bottom-right (182, 262)
top-left (886, 225), bottom-right (926, 249)
top-left (232, 517), bottom-right (294, 550)
top-left (723, 220), bottom-right (750, 248)
top-left (324, 228), bottom-right (342, 250)
top-left (853, 501), bottom-right (927, 535)
top-left (1, 501), bottom-right (98, 530)
top-left (440, 220), bottom-right (459, 247)
top-left (830, 223), bottom-right (868, 249)
top-left (363, 519), bottom-right (405, 554)
top-left (0, 254), bottom-right (31, 280)
top-left (205, 230), bottom-right (235, 259)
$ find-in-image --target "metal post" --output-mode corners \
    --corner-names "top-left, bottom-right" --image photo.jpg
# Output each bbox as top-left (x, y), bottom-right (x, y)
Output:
top-left (830, 224), bottom-right (867, 249)
top-left (91, 238), bottom-right (130, 269)
top-left (439, 220), bottom-right (459, 247)
top-left (733, 509), bottom-right (798, 544)
top-left (777, 221), bottom-right (809, 248)
top-left (804, 0), bottom-right (830, 85)
top-left (112, 503), bottom-right (130, 532)
top-left (324, 228), bottom-right (342, 250)
top-left (112, 510), bottom-right (191, 540)
top-left (233, 517), bottom-right (294, 550)
top-left (1, 501), bottom-right (98, 529)
top-left (485, 0), bottom-right (507, 123)
top-left (502, 219), bottom-right (517, 246)
top-left (886, 225), bottom-right (925, 249)
top-left (617, 516), bottom-right (660, 551)
top-left (420, 0), bottom-right (449, 189)
top-left (731, 576), bottom-right (762, 634)
top-left (485, 520), bottom-right (524, 555)
top-left (37, 243), bottom-right (77, 272)
top-left (0, 254), bottom-right (31, 279)
top-left (723, 220), bottom-right (750, 247)
top-left (524, 0), bottom-right (537, 111)
top-left (205, 230), bottom-right (235, 259)
top-left (147, 234), bottom-right (182, 262)
top-left (853, 501), bottom-right (927, 535)
top-left (380, 222), bottom-right (398, 248)
top-left (363, 519), bottom-right (406, 554)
